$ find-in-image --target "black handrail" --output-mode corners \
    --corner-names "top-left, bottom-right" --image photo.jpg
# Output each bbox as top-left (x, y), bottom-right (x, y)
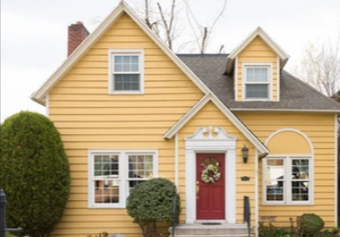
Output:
top-left (171, 193), bottom-right (177, 237)
top-left (0, 190), bottom-right (22, 237)
top-left (243, 196), bottom-right (251, 237)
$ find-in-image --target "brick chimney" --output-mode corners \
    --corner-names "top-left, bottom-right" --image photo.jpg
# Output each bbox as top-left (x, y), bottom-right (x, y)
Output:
top-left (67, 21), bottom-right (90, 56)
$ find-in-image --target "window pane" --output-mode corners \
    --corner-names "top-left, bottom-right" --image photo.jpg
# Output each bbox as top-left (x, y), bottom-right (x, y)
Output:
top-left (292, 159), bottom-right (309, 179)
top-left (114, 74), bottom-right (140, 91)
top-left (291, 159), bottom-right (309, 201)
top-left (114, 56), bottom-right (122, 63)
top-left (94, 180), bottom-right (119, 203)
top-left (246, 67), bottom-right (268, 82)
top-left (265, 159), bottom-right (284, 201)
top-left (292, 181), bottom-right (309, 201)
top-left (114, 55), bottom-right (139, 72)
top-left (266, 181), bottom-right (284, 201)
top-left (131, 56), bottom-right (138, 63)
top-left (246, 84), bottom-right (268, 99)
top-left (94, 155), bottom-right (119, 178)
top-left (128, 155), bottom-right (153, 179)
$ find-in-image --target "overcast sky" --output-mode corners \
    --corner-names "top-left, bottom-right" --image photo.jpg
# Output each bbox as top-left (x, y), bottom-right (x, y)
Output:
top-left (1, 0), bottom-right (340, 122)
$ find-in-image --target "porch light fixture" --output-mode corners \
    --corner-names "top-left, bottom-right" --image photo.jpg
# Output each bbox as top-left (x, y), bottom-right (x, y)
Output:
top-left (242, 145), bottom-right (249, 164)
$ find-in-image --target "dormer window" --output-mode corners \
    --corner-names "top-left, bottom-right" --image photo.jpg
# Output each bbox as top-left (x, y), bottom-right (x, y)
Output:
top-left (243, 63), bottom-right (272, 100)
top-left (108, 49), bottom-right (144, 94)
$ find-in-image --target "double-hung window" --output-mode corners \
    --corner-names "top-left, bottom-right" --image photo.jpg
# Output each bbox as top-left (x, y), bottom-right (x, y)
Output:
top-left (88, 150), bottom-right (158, 208)
top-left (109, 49), bottom-right (144, 94)
top-left (244, 64), bottom-right (271, 100)
top-left (263, 156), bottom-right (312, 205)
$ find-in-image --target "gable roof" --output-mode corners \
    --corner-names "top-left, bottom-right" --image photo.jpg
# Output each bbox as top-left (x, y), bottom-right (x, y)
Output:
top-left (30, 1), bottom-right (210, 105)
top-left (178, 54), bottom-right (340, 112)
top-left (225, 27), bottom-right (289, 74)
top-left (164, 93), bottom-right (270, 157)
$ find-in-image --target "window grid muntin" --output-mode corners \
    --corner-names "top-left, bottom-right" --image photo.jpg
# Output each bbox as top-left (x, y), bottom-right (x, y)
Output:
top-left (244, 65), bottom-right (270, 100)
top-left (263, 156), bottom-right (312, 205)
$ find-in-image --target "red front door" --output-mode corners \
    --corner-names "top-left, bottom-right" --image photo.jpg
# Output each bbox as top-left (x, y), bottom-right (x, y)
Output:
top-left (196, 153), bottom-right (225, 219)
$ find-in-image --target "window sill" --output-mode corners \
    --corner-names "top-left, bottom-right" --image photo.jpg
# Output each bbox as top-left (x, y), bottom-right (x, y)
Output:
top-left (108, 90), bottom-right (144, 95)
top-left (88, 204), bottom-right (126, 209)
top-left (262, 202), bottom-right (314, 206)
top-left (243, 98), bottom-right (272, 101)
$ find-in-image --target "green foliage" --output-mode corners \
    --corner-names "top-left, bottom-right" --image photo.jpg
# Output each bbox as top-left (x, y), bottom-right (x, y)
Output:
top-left (259, 214), bottom-right (330, 237)
top-left (299, 213), bottom-right (325, 237)
top-left (0, 111), bottom-right (70, 237)
top-left (259, 222), bottom-right (291, 237)
top-left (126, 178), bottom-right (180, 237)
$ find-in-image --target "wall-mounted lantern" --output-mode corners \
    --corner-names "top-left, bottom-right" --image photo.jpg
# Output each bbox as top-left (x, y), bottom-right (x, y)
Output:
top-left (242, 145), bottom-right (249, 164)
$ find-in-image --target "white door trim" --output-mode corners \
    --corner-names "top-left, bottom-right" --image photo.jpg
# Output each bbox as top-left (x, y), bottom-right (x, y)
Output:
top-left (185, 126), bottom-right (237, 224)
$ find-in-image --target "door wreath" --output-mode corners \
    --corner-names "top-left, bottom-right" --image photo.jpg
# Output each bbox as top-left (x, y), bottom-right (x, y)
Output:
top-left (201, 162), bottom-right (221, 183)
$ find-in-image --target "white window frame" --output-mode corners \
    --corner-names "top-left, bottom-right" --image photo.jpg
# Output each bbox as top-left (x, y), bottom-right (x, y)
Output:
top-left (88, 149), bottom-right (158, 208)
top-left (262, 155), bottom-right (314, 206)
top-left (242, 63), bottom-right (273, 101)
top-left (108, 49), bottom-right (144, 94)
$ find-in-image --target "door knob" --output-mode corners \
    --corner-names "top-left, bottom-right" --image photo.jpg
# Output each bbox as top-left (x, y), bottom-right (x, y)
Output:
top-left (196, 181), bottom-right (199, 199)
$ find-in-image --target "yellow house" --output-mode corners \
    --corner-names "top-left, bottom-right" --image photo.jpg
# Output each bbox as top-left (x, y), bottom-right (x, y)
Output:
top-left (31, 2), bottom-right (340, 237)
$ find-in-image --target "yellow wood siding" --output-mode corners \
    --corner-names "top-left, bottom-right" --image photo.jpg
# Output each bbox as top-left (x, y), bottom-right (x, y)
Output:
top-left (236, 36), bottom-right (278, 101)
top-left (49, 12), bottom-right (203, 237)
top-left (236, 112), bottom-right (336, 227)
top-left (178, 101), bottom-right (257, 225)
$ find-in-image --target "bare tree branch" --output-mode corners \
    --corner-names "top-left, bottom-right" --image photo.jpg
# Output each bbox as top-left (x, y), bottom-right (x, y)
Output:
top-left (201, 27), bottom-right (208, 54)
top-left (184, 0), bottom-right (227, 54)
top-left (145, 0), bottom-right (152, 28)
top-left (295, 33), bottom-right (340, 96)
top-left (157, 0), bottom-right (176, 49)
top-left (219, 45), bottom-right (224, 54)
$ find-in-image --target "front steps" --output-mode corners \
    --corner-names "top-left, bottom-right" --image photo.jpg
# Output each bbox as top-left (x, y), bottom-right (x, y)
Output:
top-left (169, 223), bottom-right (251, 237)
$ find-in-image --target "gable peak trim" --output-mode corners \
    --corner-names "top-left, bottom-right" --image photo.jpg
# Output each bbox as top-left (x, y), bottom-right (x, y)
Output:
top-left (164, 93), bottom-right (269, 156)
top-left (31, 1), bottom-right (210, 105)
top-left (226, 27), bottom-right (289, 74)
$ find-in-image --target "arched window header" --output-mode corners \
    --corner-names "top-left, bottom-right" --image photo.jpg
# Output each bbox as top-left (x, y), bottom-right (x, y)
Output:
top-left (265, 128), bottom-right (313, 155)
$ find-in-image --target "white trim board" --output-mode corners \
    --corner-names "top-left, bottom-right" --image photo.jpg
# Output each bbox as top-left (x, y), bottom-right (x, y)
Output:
top-left (30, 1), bottom-right (210, 105)
top-left (226, 27), bottom-right (289, 74)
top-left (184, 126), bottom-right (237, 224)
top-left (335, 114), bottom-right (339, 226)
top-left (164, 93), bottom-right (269, 157)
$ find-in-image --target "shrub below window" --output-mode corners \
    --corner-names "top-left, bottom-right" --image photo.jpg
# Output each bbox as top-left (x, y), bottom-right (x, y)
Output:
top-left (126, 178), bottom-right (180, 237)
top-left (299, 213), bottom-right (325, 237)
top-left (259, 214), bottom-right (329, 237)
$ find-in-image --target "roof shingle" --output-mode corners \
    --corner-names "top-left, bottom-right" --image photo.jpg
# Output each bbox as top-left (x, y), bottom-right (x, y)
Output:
top-left (178, 54), bottom-right (340, 112)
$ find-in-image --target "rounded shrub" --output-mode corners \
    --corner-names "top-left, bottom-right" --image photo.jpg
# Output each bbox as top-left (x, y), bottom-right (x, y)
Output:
top-left (299, 213), bottom-right (325, 236)
top-left (126, 178), bottom-right (180, 237)
top-left (0, 111), bottom-right (70, 237)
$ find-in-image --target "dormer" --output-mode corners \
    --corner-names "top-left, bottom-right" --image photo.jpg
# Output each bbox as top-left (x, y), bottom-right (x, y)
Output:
top-left (225, 27), bottom-right (289, 102)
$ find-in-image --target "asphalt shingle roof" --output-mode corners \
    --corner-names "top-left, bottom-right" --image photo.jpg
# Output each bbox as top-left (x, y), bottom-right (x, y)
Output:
top-left (178, 54), bottom-right (340, 111)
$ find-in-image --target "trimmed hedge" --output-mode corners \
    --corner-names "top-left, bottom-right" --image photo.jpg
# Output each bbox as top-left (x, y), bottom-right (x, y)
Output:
top-left (127, 178), bottom-right (180, 237)
top-left (0, 111), bottom-right (70, 237)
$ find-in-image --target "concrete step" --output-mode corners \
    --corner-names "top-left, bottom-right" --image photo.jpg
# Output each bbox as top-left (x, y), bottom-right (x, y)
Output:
top-left (169, 223), bottom-right (251, 236)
